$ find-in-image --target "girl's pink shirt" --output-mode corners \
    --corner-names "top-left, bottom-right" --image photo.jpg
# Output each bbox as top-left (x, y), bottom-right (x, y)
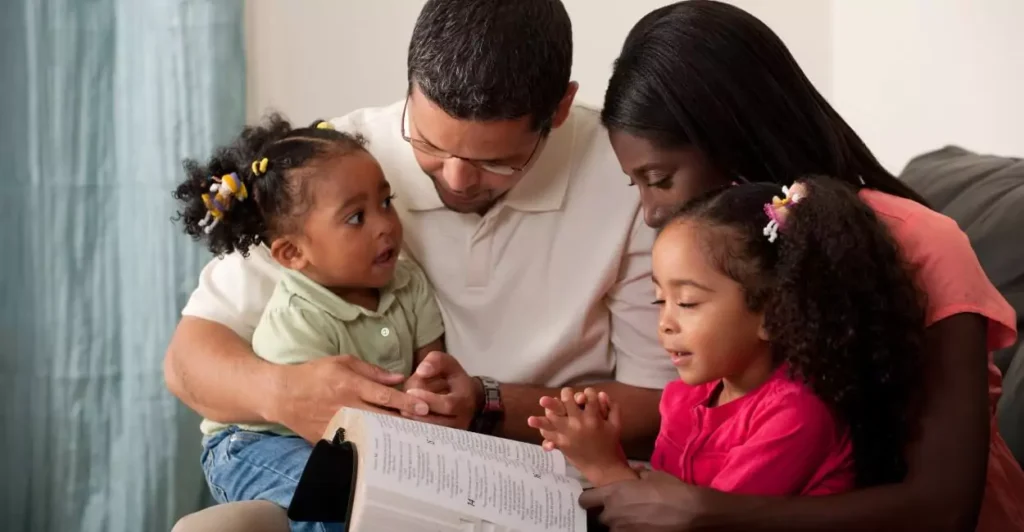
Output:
top-left (652, 367), bottom-right (855, 496)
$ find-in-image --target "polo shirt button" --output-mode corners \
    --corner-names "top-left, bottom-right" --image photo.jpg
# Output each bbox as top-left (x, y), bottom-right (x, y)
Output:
top-left (380, 327), bottom-right (390, 337)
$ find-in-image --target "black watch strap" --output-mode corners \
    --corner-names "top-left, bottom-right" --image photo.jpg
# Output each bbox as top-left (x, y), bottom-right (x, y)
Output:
top-left (470, 376), bottom-right (504, 435)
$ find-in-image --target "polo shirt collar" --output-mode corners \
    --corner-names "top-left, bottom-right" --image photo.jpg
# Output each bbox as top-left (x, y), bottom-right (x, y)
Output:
top-left (280, 265), bottom-right (412, 322)
top-left (401, 108), bottom-right (578, 214)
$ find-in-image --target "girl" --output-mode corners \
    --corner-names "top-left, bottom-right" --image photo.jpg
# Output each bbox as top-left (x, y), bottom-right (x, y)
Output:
top-left (173, 114), bottom-right (445, 532)
top-left (531, 178), bottom-right (924, 496)
top-left (583, 2), bottom-right (1022, 530)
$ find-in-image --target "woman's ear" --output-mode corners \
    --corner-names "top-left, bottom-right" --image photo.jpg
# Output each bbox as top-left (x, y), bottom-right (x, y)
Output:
top-left (270, 237), bottom-right (309, 271)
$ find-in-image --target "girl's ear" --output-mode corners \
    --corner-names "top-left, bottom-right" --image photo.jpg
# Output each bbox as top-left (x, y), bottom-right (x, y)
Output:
top-left (757, 313), bottom-right (770, 342)
top-left (270, 237), bottom-right (309, 271)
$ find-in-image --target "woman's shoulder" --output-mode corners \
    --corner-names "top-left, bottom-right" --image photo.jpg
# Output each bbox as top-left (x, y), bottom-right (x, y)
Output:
top-left (859, 188), bottom-right (979, 278)
top-left (858, 188), bottom-right (1016, 349)
top-left (858, 188), bottom-right (959, 239)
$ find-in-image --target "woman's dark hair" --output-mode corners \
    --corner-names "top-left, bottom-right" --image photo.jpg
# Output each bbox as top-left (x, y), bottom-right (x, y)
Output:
top-left (173, 114), bottom-right (366, 256)
top-left (665, 178), bottom-right (926, 487)
top-left (603, 0), bottom-right (928, 205)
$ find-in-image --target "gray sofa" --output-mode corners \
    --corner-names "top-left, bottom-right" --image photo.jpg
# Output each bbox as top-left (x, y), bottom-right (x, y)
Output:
top-left (899, 146), bottom-right (1024, 465)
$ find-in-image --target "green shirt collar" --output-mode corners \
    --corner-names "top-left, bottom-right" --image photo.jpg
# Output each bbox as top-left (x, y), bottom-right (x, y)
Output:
top-left (279, 265), bottom-right (412, 322)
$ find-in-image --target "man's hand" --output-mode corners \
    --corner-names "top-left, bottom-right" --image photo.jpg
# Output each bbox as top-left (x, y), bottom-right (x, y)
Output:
top-left (269, 355), bottom-right (431, 442)
top-left (402, 351), bottom-right (480, 430)
top-left (579, 469), bottom-right (714, 531)
top-left (528, 387), bottom-right (635, 487)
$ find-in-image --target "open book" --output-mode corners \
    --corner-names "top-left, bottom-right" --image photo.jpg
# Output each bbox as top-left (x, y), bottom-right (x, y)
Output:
top-left (288, 407), bottom-right (590, 532)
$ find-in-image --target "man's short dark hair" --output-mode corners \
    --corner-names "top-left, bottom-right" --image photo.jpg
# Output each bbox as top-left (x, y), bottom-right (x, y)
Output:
top-left (408, 0), bottom-right (573, 130)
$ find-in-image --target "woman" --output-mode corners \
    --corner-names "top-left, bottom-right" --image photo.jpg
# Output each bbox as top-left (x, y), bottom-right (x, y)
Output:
top-left (580, 1), bottom-right (1024, 531)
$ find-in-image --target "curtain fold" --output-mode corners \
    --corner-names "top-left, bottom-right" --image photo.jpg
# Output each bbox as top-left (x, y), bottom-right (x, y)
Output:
top-left (1, 1), bottom-right (245, 530)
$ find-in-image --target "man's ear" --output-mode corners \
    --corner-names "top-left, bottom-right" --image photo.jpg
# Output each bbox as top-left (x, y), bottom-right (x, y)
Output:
top-left (551, 81), bottom-right (579, 129)
top-left (270, 237), bottom-right (309, 271)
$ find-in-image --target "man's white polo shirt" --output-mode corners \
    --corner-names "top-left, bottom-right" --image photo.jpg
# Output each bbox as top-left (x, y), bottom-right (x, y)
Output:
top-left (181, 101), bottom-right (676, 389)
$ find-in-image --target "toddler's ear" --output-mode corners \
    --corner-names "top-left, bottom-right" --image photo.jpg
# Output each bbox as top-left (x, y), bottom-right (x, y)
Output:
top-left (270, 237), bottom-right (309, 271)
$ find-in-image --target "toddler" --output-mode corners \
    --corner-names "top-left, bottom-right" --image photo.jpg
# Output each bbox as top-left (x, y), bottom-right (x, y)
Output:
top-left (174, 114), bottom-right (445, 531)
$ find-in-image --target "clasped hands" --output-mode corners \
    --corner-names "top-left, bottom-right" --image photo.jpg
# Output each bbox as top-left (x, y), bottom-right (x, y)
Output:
top-left (270, 350), bottom-right (479, 443)
top-left (527, 387), bottom-right (640, 488)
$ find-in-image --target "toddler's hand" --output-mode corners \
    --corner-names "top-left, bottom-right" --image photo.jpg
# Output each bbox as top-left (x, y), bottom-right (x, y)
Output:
top-left (527, 387), bottom-right (636, 487)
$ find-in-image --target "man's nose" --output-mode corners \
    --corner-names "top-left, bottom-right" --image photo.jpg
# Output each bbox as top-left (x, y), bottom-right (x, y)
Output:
top-left (441, 158), bottom-right (480, 194)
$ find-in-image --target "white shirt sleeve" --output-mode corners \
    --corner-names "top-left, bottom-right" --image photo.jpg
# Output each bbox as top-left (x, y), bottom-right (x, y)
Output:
top-left (181, 246), bottom-right (282, 342)
top-left (606, 209), bottom-right (678, 389)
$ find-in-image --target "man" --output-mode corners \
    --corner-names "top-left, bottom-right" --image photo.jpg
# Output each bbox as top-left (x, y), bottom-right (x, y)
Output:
top-left (168, 0), bottom-right (674, 530)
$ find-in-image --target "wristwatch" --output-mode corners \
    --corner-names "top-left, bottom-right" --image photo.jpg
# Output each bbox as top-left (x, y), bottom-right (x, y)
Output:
top-left (469, 376), bottom-right (504, 435)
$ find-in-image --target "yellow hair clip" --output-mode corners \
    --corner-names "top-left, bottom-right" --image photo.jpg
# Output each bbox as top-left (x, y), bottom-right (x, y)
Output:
top-left (198, 172), bottom-right (249, 234)
top-left (251, 157), bottom-right (269, 176)
top-left (316, 121), bottom-right (335, 130)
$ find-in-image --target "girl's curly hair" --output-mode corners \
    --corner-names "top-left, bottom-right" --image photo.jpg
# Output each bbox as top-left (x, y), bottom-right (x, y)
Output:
top-left (173, 113), bottom-right (366, 256)
top-left (667, 178), bottom-right (926, 487)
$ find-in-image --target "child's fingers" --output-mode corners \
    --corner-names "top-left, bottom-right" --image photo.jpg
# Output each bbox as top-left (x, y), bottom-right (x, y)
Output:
top-left (528, 415), bottom-right (555, 432)
top-left (560, 387), bottom-right (582, 418)
top-left (541, 439), bottom-right (557, 452)
top-left (539, 396), bottom-right (566, 417)
top-left (582, 388), bottom-right (602, 421)
top-left (597, 391), bottom-right (612, 419)
top-left (607, 396), bottom-right (623, 429)
top-left (538, 429), bottom-right (561, 446)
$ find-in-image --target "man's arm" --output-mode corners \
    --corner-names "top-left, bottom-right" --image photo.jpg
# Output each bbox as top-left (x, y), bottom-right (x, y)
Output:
top-left (167, 316), bottom-right (429, 442)
top-left (164, 316), bottom-right (279, 424)
top-left (166, 249), bottom-right (430, 442)
top-left (403, 353), bottom-right (662, 458)
top-left (583, 314), bottom-right (991, 532)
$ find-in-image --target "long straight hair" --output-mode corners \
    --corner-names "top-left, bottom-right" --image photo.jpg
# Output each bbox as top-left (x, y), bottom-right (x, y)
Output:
top-left (602, 0), bottom-right (928, 205)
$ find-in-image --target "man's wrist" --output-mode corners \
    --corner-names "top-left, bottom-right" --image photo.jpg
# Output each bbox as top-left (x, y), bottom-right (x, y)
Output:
top-left (470, 376), bottom-right (504, 434)
top-left (472, 376), bottom-right (486, 413)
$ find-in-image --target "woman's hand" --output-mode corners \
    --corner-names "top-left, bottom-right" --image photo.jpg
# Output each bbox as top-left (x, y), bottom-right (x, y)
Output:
top-left (580, 470), bottom-right (730, 531)
top-left (528, 387), bottom-right (637, 487)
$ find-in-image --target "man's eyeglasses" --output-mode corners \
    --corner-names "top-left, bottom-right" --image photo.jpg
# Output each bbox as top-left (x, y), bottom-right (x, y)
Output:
top-left (400, 98), bottom-right (544, 176)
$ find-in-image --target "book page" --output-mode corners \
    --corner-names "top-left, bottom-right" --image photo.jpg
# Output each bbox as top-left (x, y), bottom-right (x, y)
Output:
top-left (356, 412), bottom-right (585, 532)
top-left (372, 413), bottom-right (566, 476)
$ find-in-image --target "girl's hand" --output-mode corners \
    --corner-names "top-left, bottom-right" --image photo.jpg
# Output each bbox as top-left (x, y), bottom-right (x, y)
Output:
top-left (527, 387), bottom-right (637, 487)
top-left (574, 388), bottom-right (611, 418)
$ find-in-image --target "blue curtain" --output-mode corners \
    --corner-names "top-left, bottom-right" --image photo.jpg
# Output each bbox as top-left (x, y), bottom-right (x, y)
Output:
top-left (0, 1), bottom-right (245, 531)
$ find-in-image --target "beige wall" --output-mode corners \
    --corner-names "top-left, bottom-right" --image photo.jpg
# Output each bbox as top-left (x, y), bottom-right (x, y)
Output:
top-left (244, 0), bottom-right (831, 120)
top-left (245, 0), bottom-right (1023, 173)
top-left (830, 0), bottom-right (1024, 172)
